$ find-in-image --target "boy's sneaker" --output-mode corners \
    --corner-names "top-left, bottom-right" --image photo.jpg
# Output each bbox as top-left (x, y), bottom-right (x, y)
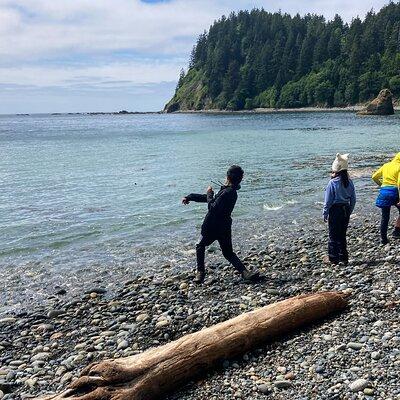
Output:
top-left (381, 237), bottom-right (389, 245)
top-left (193, 271), bottom-right (205, 284)
top-left (241, 269), bottom-right (260, 282)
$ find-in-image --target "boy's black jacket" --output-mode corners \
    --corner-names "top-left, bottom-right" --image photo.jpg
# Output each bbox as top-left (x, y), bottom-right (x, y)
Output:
top-left (186, 184), bottom-right (240, 236)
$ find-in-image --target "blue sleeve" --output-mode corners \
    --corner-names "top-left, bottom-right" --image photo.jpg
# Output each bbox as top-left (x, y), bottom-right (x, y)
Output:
top-left (323, 181), bottom-right (334, 219)
top-left (349, 181), bottom-right (356, 214)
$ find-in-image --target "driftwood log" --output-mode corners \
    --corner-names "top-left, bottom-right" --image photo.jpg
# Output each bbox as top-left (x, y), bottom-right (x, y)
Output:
top-left (40, 291), bottom-right (348, 400)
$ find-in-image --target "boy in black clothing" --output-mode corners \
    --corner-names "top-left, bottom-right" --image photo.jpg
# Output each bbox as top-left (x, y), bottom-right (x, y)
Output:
top-left (182, 165), bottom-right (258, 283)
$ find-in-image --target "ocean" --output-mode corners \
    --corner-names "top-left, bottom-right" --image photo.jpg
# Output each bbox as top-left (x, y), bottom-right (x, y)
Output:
top-left (0, 111), bottom-right (398, 314)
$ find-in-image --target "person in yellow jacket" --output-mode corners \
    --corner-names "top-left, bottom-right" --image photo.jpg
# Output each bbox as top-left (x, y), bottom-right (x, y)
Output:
top-left (372, 152), bottom-right (400, 244)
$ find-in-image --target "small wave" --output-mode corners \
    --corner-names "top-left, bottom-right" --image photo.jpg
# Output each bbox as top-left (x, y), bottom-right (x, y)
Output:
top-left (350, 167), bottom-right (374, 179)
top-left (270, 127), bottom-right (335, 132)
top-left (263, 199), bottom-right (298, 211)
top-left (263, 204), bottom-right (284, 211)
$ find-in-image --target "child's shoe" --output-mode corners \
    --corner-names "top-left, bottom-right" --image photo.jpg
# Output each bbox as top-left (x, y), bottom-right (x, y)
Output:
top-left (193, 271), bottom-right (205, 284)
top-left (392, 228), bottom-right (400, 239)
top-left (323, 255), bottom-right (338, 265)
top-left (381, 237), bottom-right (389, 245)
top-left (241, 269), bottom-right (260, 282)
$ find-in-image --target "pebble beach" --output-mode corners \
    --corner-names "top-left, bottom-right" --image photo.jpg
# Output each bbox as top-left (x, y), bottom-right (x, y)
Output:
top-left (0, 208), bottom-right (399, 400)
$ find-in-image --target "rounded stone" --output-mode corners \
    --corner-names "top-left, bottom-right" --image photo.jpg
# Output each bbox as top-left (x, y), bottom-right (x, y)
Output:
top-left (136, 314), bottom-right (149, 323)
top-left (47, 310), bottom-right (66, 319)
top-left (349, 378), bottom-right (369, 392)
top-left (257, 384), bottom-right (271, 394)
top-left (274, 380), bottom-right (292, 389)
top-left (155, 320), bottom-right (170, 329)
top-left (347, 342), bottom-right (363, 350)
top-left (117, 340), bottom-right (129, 350)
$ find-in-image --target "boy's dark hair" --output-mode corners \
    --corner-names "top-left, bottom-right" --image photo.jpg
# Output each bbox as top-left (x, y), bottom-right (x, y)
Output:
top-left (338, 170), bottom-right (349, 188)
top-left (227, 165), bottom-right (244, 185)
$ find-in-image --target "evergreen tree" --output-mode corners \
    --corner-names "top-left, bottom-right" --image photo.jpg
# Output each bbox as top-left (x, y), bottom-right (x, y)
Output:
top-left (167, 3), bottom-right (400, 111)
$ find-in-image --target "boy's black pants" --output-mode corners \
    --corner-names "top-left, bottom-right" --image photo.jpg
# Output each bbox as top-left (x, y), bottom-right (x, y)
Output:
top-left (328, 204), bottom-right (350, 264)
top-left (196, 231), bottom-right (245, 274)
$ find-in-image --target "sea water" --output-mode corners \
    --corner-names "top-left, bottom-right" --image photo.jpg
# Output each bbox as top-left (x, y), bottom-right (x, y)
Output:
top-left (0, 112), bottom-right (398, 314)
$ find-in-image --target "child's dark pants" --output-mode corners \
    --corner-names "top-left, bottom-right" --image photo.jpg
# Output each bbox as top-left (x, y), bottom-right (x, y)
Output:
top-left (196, 232), bottom-right (245, 274)
top-left (328, 204), bottom-right (350, 264)
top-left (380, 205), bottom-right (400, 241)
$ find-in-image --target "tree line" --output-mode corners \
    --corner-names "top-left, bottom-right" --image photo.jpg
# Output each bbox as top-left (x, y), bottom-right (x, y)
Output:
top-left (166, 2), bottom-right (400, 111)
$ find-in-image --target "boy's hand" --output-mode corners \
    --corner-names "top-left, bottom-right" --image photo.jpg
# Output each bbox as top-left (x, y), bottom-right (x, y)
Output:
top-left (182, 197), bottom-right (190, 205)
top-left (207, 186), bottom-right (213, 193)
top-left (324, 217), bottom-right (328, 223)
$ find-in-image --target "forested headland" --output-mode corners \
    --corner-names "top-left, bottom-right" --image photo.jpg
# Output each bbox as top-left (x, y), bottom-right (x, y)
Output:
top-left (165, 2), bottom-right (400, 112)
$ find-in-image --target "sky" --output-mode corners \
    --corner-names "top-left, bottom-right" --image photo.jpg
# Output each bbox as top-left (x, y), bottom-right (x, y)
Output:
top-left (0, 0), bottom-right (391, 114)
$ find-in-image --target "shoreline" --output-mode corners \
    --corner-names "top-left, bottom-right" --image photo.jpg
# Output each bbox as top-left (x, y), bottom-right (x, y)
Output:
top-left (1, 208), bottom-right (399, 399)
top-left (4, 105), bottom-right (400, 117)
top-left (171, 106), bottom-right (363, 114)
top-left (170, 105), bottom-right (400, 114)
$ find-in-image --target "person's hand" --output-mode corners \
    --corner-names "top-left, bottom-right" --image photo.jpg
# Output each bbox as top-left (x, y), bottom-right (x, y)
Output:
top-left (207, 186), bottom-right (213, 193)
top-left (182, 197), bottom-right (190, 205)
top-left (324, 217), bottom-right (328, 223)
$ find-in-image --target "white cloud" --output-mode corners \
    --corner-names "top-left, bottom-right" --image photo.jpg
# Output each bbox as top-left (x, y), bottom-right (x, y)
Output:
top-left (0, 0), bottom-right (389, 60)
top-left (0, 0), bottom-right (215, 59)
top-left (0, 0), bottom-right (391, 112)
top-left (0, 59), bottom-right (184, 86)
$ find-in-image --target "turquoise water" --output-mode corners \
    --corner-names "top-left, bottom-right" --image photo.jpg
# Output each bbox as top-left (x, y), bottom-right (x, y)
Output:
top-left (0, 112), bottom-right (398, 313)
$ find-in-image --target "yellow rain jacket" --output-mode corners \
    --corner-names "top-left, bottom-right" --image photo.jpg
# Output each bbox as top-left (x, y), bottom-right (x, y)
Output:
top-left (372, 153), bottom-right (400, 188)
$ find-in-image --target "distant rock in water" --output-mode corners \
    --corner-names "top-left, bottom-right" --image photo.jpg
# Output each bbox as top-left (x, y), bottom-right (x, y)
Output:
top-left (357, 89), bottom-right (394, 116)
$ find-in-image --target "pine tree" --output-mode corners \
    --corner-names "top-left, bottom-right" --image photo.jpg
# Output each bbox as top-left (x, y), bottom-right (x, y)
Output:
top-left (168, 3), bottom-right (400, 111)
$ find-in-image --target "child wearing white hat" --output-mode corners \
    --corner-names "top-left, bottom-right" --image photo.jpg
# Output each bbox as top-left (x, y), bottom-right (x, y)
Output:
top-left (323, 153), bottom-right (356, 265)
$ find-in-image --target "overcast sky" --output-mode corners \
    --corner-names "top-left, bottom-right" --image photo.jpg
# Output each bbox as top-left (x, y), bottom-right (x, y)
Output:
top-left (0, 0), bottom-right (391, 114)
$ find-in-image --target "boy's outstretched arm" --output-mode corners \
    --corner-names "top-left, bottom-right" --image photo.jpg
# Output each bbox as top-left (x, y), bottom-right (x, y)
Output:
top-left (182, 193), bottom-right (208, 204)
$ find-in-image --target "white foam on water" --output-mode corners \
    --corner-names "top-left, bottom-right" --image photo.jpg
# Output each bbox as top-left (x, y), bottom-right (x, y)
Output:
top-left (263, 204), bottom-right (283, 211)
top-left (263, 199), bottom-right (298, 211)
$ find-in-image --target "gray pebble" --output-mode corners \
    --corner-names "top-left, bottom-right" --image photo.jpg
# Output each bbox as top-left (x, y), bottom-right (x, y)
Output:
top-left (274, 380), bottom-right (292, 389)
top-left (347, 342), bottom-right (363, 350)
top-left (349, 378), bottom-right (370, 392)
top-left (257, 384), bottom-right (270, 394)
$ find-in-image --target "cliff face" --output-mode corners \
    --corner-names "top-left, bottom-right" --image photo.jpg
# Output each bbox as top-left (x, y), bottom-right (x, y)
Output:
top-left (164, 69), bottom-right (211, 112)
top-left (165, 5), bottom-right (400, 112)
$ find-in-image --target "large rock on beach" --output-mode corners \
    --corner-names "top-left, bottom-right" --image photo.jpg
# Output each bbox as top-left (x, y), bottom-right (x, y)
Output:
top-left (357, 88), bottom-right (394, 115)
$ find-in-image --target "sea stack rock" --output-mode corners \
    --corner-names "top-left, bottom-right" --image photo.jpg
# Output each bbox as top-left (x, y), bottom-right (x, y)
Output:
top-left (357, 88), bottom-right (394, 115)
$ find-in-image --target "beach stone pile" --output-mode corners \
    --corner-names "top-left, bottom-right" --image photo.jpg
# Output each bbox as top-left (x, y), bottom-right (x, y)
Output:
top-left (0, 215), bottom-right (399, 400)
